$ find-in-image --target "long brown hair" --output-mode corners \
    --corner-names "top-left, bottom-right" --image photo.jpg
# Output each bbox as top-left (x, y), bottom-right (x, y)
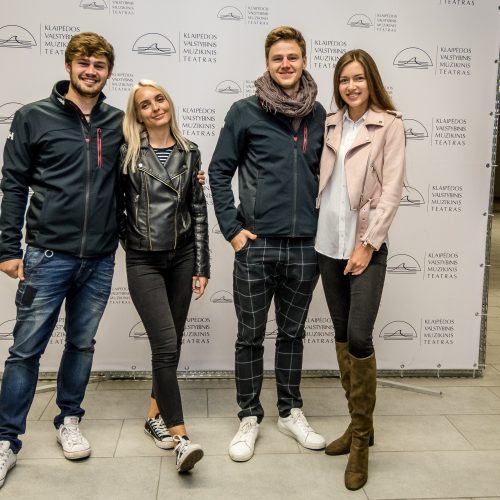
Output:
top-left (332, 49), bottom-right (395, 112)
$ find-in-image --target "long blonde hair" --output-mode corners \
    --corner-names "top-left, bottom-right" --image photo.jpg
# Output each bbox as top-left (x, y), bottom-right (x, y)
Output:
top-left (122, 79), bottom-right (190, 173)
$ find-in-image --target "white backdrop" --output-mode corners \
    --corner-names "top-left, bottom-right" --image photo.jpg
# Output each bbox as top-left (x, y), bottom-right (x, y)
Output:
top-left (0, 0), bottom-right (498, 375)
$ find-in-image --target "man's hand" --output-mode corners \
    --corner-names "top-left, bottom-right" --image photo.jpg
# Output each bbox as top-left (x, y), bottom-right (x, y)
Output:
top-left (0, 258), bottom-right (25, 280)
top-left (192, 276), bottom-right (208, 299)
top-left (230, 229), bottom-right (257, 252)
top-left (344, 245), bottom-right (374, 276)
top-left (196, 170), bottom-right (206, 185)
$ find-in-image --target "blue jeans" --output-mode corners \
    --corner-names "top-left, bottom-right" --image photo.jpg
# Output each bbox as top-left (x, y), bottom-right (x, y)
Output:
top-left (0, 246), bottom-right (115, 453)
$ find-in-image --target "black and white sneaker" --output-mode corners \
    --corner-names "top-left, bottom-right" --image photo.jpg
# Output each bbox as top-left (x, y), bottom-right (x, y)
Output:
top-left (174, 436), bottom-right (203, 473)
top-left (144, 415), bottom-right (174, 450)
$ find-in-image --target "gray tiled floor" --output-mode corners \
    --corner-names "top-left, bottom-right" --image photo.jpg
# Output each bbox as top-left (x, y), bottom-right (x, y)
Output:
top-left (3, 218), bottom-right (500, 499)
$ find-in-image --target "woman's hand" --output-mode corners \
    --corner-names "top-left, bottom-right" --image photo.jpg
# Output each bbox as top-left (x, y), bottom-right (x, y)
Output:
top-left (196, 170), bottom-right (206, 185)
top-left (192, 276), bottom-right (208, 299)
top-left (344, 244), bottom-right (374, 276)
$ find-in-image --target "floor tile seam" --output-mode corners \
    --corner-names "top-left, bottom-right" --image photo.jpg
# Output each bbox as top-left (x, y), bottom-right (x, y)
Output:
top-left (112, 419), bottom-right (125, 458)
top-left (37, 391), bottom-right (56, 421)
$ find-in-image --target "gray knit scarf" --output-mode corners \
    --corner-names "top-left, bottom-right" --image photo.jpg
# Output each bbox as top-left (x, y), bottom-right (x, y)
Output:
top-left (254, 69), bottom-right (318, 118)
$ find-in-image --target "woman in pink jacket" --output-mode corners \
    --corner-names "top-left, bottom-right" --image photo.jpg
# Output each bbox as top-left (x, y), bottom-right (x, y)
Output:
top-left (315, 49), bottom-right (405, 490)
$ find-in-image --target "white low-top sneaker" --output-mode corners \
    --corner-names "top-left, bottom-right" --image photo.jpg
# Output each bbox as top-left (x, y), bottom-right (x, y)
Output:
top-left (278, 408), bottom-right (326, 450)
top-left (228, 416), bottom-right (259, 462)
top-left (174, 436), bottom-right (204, 472)
top-left (57, 416), bottom-right (91, 460)
top-left (0, 441), bottom-right (16, 488)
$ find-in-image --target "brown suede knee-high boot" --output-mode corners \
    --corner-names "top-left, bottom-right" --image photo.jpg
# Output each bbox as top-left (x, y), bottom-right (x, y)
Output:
top-left (325, 343), bottom-right (374, 456)
top-left (344, 353), bottom-right (377, 491)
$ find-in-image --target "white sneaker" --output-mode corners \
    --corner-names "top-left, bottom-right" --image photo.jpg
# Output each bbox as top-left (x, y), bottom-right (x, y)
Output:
top-left (144, 415), bottom-right (174, 449)
top-left (278, 408), bottom-right (326, 450)
top-left (228, 416), bottom-right (259, 462)
top-left (0, 441), bottom-right (16, 488)
top-left (57, 416), bottom-right (91, 460)
top-left (174, 436), bottom-right (203, 472)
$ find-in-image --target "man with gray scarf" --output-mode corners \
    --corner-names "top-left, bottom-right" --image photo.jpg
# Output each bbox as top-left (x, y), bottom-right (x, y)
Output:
top-left (209, 26), bottom-right (327, 462)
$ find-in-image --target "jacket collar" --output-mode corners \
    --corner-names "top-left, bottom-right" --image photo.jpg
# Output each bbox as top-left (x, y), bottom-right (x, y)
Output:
top-left (52, 80), bottom-right (106, 113)
top-left (326, 106), bottom-right (387, 128)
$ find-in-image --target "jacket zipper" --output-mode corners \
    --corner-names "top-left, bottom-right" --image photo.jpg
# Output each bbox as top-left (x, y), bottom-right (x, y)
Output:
top-left (144, 176), bottom-right (153, 250)
top-left (292, 135), bottom-right (299, 236)
top-left (96, 128), bottom-right (102, 168)
top-left (80, 122), bottom-right (92, 257)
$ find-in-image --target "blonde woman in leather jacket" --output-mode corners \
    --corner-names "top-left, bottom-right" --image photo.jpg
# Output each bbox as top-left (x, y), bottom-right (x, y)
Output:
top-left (121, 80), bottom-right (209, 473)
top-left (315, 50), bottom-right (405, 490)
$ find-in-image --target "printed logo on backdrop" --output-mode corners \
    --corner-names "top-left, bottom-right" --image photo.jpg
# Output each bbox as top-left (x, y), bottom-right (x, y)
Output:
top-left (0, 319), bottom-right (15, 341)
top-left (387, 254), bottom-right (421, 275)
top-left (49, 317), bottom-right (66, 345)
top-left (0, 102), bottom-right (24, 125)
top-left (432, 117), bottom-right (467, 146)
top-left (424, 251), bottom-right (459, 279)
top-left (347, 14), bottom-right (373, 28)
top-left (0, 25), bottom-right (37, 49)
top-left (404, 119), bottom-right (429, 141)
top-left (311, 39), bottom-right (347, 70)
top-left (182, 32), bottom-right (217, 64)
top-left (132, 33), bottom-right (176, 56)
top-left (437, 47), bottom-right (471, 76)
top-left (400, 185), bottom-right (425, 207)
top-left (379, 321), bottom-right (417, 341)
top-left (215, 81), bottom-right (242, 95)
top-left (181, 107), bottom-right (216, 138)
top-left (108, 286), bottom-right (131, 305)
top-left (429, 185), bottom-right (463, 214)
top-left (212, 224), bottom-right (222, 234)
top-left (422, 318), bottom-right (455, 346)
top-left (80, 0), bottom-right (106, 9)
top-left (203, 184), bottom-right (213, 205)
top-left (183, 316), bottom-right (211, 345)
top-left (244, 80), bottom-right (256, 98)
top-left (217, 6), bottom-right (244, 21)
top-left (43, 25), bottom-right (81, 56)
top-left (210, 290), bottom-right (233, 303)
top-left (304, 317), bottom-right (334, 344)
top-left (108, 73), bottom-right (135, 93)
top-left (265, 319), bottom-right (278, 340)
top-left (440, 0), bottom-right (475, 6)
top-left (393, 47), bottom-right (433, 69)
top-left (129, 321), bottom-right (147, 339)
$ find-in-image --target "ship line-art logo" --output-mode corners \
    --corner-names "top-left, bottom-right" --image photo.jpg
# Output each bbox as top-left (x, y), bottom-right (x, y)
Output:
top-left (379, 321), bottom-right (417, 340)
top-left (132, 33), bottom-right (176, 56)
top-left (403, 119), bottom-right (429, 141)
top-left (0, 319), bottom-right (15, 341)
top-left (387, 254), bottom-right (421, 275)
top-left (265, 319), bottom-right (278, 340)
top-left (215, 80), bottom-right (242, 95)
top-left (347, 14), bottom-right (373, 28)
top-left (80, 0), bottom-right (107, 9)
top-left (0, 102), bottom-right (23, 125)
top-left (212, 224), bottom-right (222, 234)
top-left (129, 321), bottom-right (147, 339)
top-left (393, 47), bottom-right (433, 69)
top-left (217, 6), bottom-right (244, 21)
top-left (400, 185), bottom-right (425, 207)
top-left (210, 290), bottom-right (233, 304)
top-left (0, 25), bottom-right (37, 49)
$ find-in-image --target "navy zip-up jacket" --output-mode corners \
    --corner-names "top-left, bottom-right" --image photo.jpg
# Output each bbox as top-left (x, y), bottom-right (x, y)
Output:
top-left (0, 81), bottom-right (124, 262)
top-left (208, 95), bottom-right (326, 242)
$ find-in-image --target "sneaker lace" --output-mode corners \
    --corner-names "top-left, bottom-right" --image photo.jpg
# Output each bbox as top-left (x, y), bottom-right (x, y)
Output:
top-left (292, 411), bottom-right (313, 433)
top-left (238, 419), bottom-right (256, 437)
top-left (150, 417), bottom-right (169, 438)
top-left (62, 425), bottom-right (85, 446)
top-left (0, 449), bottom-right (10, 466)
top-left (174, 436), bottom-right (189, 457)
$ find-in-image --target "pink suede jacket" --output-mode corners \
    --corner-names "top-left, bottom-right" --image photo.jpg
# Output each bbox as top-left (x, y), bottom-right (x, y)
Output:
top-left (316, 107), bottom-right (406, 251)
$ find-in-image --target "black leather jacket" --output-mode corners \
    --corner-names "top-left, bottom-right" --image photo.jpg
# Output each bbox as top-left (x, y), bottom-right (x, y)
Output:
top-left (120, 138), bottom-right (210, 277)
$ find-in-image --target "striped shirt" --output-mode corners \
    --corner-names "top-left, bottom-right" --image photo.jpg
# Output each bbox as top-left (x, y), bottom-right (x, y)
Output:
top-left (152, 146), bottom-right (173, 166)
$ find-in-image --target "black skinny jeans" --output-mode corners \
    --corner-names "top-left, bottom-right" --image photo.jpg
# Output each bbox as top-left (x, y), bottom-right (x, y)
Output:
top-left (318, 244), bottom-right (388, 358)
top-left (126, 242), bottom-right (195, 428)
